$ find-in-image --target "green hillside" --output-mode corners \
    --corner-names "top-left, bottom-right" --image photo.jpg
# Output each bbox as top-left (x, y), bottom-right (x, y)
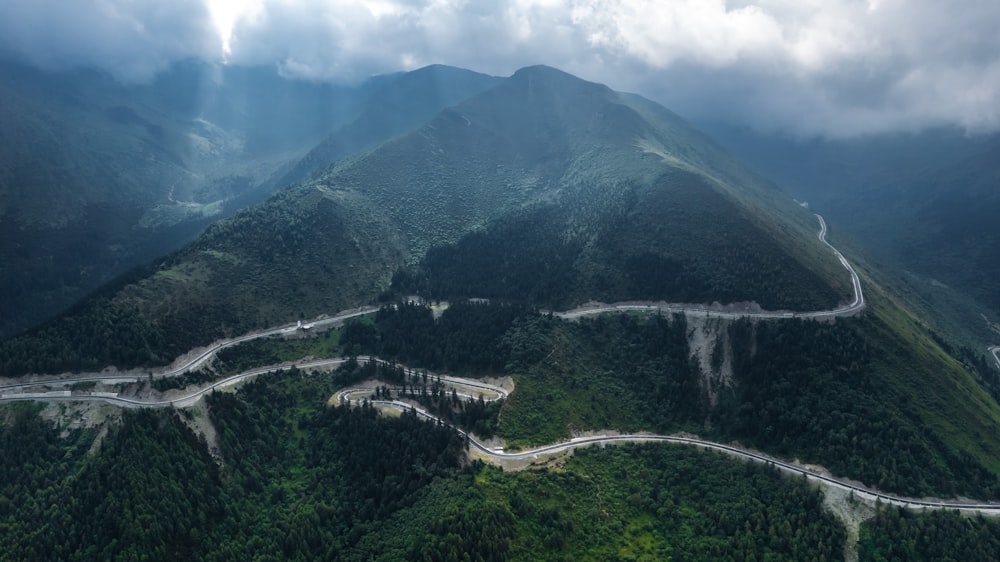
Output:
top-left (704, 125), bottom-right (1000, 352)
top-left (0, 65), bottom-right (849, 375)
top-left (0, 376), bottom-right (848, 561)
top-left (0, 62), bottom-right (496, 340)
top-left (0, 185), bottom-right (404, 374)
top-left (5, 63), bottom-right (1000, 559)
top-left (336, 298), bottom-right (1000, 499)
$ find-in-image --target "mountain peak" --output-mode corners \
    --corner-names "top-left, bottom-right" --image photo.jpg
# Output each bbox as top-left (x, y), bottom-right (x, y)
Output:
top-left (509, 64), bottom-right (608, 92)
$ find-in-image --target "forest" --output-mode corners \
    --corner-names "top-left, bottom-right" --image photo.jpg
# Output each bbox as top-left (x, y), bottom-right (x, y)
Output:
top-left (1, 373), bottom-right (853, 561)
top-left (389, 171), bottom-right (844, 313)
top-left (858, 507), bottom-right (1000, 561)
top-left (5, 306), bottom-right (1000, 559)
top-left (224, 300), bottom-right (1000, 500)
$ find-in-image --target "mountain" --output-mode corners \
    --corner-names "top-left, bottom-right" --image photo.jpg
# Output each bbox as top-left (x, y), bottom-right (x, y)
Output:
top-left (0, 62), bottom-right (497, 339)
top-left (702, 125), bottom-right (1000, 346)
top-left (5, 64), bottom-right (1000, 559)
top-left (0, 65), bottom-right (852, 374)
top-left (10, 64), bottom-right (1000, 490)
top-left (273, 64), bottom-right (503, 190)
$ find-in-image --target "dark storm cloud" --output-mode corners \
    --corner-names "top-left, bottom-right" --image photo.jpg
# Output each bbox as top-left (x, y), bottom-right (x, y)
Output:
top-left (1, 0), bottom-right (998, 137)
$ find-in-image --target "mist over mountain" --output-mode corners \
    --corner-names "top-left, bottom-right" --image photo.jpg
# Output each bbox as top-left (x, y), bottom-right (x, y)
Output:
top-left (704, 123), bottom-right (1000, 341)
top-left (0, 61), bottom-right (496, 338)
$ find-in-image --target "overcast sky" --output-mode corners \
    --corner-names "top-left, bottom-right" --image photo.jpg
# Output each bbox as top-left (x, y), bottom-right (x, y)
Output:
top-left (1, 0), bottom-right (998, 137)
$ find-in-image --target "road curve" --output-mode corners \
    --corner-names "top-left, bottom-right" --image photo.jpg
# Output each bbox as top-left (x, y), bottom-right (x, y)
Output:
top-left (1, 358), bottom-right (358, 408)
top-left (554, 213), bottom-right (865, 321)
top-left (1, 356), bottom-right (508, 409)
top-left (372, 399), bottom-right (1000, 515)
top-left (4, 213), bottom-right (856, 388)
top-left (0, 307), bottom-right (379, 391)
top-left (5, 351), bottom-right (999, 514)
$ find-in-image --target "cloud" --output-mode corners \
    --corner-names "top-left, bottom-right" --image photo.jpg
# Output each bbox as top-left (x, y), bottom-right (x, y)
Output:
top-left (1, 0), bottom-right (998, 137)
top-left (0, 0), bottom-right (220, 82)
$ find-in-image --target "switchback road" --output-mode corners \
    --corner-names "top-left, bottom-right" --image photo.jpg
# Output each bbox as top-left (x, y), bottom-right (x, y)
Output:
top-left (4, 352), bottom-right (1000, 513)
top-left (7, 212), bottom-right (1000, 512)
top-left (0, 356), bottom-right (505, 409)
top-left (3, 213), bottom-right (855, 388)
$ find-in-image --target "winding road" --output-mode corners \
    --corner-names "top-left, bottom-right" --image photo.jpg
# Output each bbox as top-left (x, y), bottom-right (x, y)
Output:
top-left (370, 397), bottom-right (1000, 514)
top-left (554, 214), bottom-right (865, 321)
top-left (0, 307), bottom-right (378, 394)
top-left (2, 213), bottom-right (856, 392)
top-left (5, 212), bottom-right (1000, 514)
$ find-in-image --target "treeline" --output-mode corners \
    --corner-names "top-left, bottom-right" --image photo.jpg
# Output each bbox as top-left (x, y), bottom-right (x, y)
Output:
top-left (212, 328), bottom-right (342, 377)
top-left (0, 403), bottom-right (96, 561)
top-left (0, 370), bottom-right (470, 561)
top-left (0, 184), bottom-right (402, 378)
top-left (336, 344), bottom-right (504, 438)
top-left (152, 368), bottom-right (218, 391)
top-left (0, 296), bottom-right (169, 376)
top-left (495, 310), bottom-right (1000, 500)
top-left (35, 371), bottom-right (1000, 560)
top-left (608, 171), bottom-right (844, 311)
top-left (195, 371), bottom-right (470, 560)
top-left (0, 407), bottom-right (220, 561)
top-left (495, 444), bottom-right (845, 560)
top-left (390, 205), bottom-right (586, 308)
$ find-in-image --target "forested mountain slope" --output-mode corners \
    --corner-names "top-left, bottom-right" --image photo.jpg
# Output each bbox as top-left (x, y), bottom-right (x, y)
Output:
top-left (703, 124), bottom-right (1000, 349)
top-left (0, 62), bottom-right (497, 339)
top-left (0, 65), bottom-right (850, 375)
top-left (5, 63), bottom-right (1000, 560)
top-left (0, 62), bottom-right (357, 338)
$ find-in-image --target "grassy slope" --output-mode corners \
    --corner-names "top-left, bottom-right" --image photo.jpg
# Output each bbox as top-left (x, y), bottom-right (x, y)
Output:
top-left (862, 280), bottom-right (1000, 475)
top-left (276, 65), bottom-right (502, 189)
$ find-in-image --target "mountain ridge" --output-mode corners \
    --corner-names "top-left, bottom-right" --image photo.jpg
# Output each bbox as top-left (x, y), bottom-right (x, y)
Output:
top-left (1, 64), bottom-right (849, 374)
top-left (0, 61), bottom-right (497, 338)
